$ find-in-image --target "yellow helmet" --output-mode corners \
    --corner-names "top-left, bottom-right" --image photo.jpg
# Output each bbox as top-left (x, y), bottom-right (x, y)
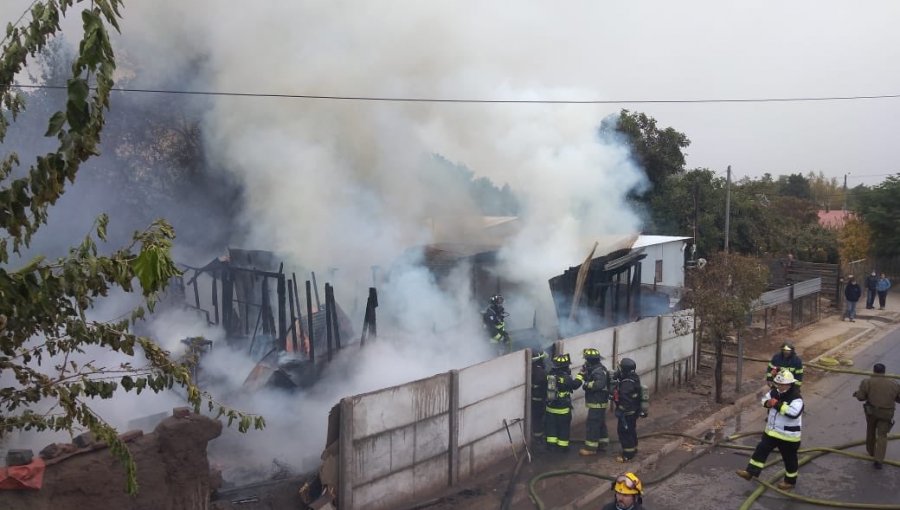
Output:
top-left (582, 348), bottom-right (602, 361)
top-left (552, 353), bottom-right (571, 367)
top-left (612, 472), bottom-right (643, 495)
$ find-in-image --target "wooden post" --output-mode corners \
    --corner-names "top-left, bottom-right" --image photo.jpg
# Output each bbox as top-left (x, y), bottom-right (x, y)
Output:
top-left (222, 270), bottom-right (234, 334)
top-left (287, 278), bottom-right (299, 353)
top-left (192, 270), bottom-right (201, 310)
top-left (211, 275), bottom-right (219, 325)
top-left (306, 280), bottom-right (316, 363)
top-left (277, 271), bottom-right (287, 349)
top-left (325, 283), bottom-right (334, 362)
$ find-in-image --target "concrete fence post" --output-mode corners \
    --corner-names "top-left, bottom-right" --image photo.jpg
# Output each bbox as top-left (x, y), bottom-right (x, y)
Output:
top-left (655, 316), bottom-right (663, 392)
top-left (524, 349), bottom-right (533, 446)
top-left (612, 328), bottom-right (619, 366)
top-left (339, 397), bottom-right (353, 510)
top-left (448, 369), bottom-right (460, 487)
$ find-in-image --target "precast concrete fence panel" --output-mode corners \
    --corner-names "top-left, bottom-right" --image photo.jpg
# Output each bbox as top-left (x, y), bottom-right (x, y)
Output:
top-left (457, 350), bottom-right (527, 480)
top-left (342, 373), bottom-right (452, 510)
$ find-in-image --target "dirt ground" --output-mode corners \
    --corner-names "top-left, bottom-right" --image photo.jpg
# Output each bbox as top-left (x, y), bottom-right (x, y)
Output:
top-left (406, 301), bottom-right (841, 510)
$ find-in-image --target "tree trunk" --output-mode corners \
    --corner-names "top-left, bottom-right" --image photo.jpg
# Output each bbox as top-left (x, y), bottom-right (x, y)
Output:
top-left (714, 336), bottom-right (724, 403)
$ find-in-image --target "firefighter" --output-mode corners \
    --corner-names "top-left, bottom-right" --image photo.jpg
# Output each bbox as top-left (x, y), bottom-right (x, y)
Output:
top-left (601, 472), bottom-right (645, 510)
top-left (545, 353), bottom-right (582, 452)
top-left (853, 363), bottom-right (900, 469)
top-left (482, 294), bottom-right (510, 353)
top-left (612, 358), bottom-right (644, 462)
top-left (576, 348), bottom-right (611, 456)
top-left (766, 342), bottom-right (804, 387)
top-left (530, 350), bottom-right (548, 439)
top-left (736, 370), bottom-right (804, 490)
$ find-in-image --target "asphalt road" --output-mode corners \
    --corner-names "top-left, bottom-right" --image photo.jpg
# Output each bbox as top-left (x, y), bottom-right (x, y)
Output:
top-left (618, 324), bottom-right (900, 510)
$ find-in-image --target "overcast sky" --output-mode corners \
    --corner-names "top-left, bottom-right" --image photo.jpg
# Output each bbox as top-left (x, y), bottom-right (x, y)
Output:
top-left (4, 1), bottom-right (899, 188)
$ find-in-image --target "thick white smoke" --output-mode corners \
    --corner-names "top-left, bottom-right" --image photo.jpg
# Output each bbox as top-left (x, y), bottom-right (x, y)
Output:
top-left (3, 1), bottom-right (647, 480)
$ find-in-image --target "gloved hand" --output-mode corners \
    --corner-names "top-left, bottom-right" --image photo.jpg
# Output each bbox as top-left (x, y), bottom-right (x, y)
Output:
top-left (639, 411), bottom-right (648, 418)
top-left (764, 398), bottom-right (779, 409)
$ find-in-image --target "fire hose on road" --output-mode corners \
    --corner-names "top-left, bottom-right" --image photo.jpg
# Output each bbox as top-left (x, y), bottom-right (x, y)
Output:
top-left (523, 432), bottom-right (900, 510)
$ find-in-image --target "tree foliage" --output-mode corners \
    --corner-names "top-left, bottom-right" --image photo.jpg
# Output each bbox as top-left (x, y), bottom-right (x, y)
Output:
top-left (838, 216), bottom-right (873, 264)
top-left (855, 174), bottom-right (900, 257)
top-left (602, 109), bottom-right (691, 202)
top-left (683, 252), bottom-right (768, 403)
top-left (0, 1), bottom-right (262, 494)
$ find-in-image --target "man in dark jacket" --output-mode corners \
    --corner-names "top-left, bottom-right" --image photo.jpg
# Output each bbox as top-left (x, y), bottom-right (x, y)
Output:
top-left (544, 353), bottom-right (582, 452)
top-left (766, 342), bottom-right (804, 387)
top-left (865, 271), bottom-right (879, 309)
top-left (612, 358), bottom-right (643, 462)
top-left (576, 348), bottom-right (610, 455)
top-left (530, 350), bottom-right (548, 439)
top-left (844, 275), bottom-right (862, 322)
top-left (853, 363), bottom-right (900, 469)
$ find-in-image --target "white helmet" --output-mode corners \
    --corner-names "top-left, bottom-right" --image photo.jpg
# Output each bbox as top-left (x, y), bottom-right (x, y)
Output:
top-left (773, 370), bottom-right (796, 385)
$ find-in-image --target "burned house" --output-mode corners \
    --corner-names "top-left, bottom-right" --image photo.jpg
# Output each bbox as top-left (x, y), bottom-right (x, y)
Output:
top-left (178, 249), bottom-right (373, 390)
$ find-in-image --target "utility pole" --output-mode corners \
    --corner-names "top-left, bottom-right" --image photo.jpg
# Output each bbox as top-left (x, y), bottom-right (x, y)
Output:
top-left (843, 172), bottom-right (849, 211)
top-left (724, 165), bottom-right (732, 253)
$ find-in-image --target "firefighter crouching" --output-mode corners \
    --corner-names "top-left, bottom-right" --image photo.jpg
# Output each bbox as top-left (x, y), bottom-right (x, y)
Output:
top-left (736, 369), bottom-right (804, 490)
top-left (576, 348), bottom-right (611, 456)
top-left (545, 353), bottom-right (582, 452)
top-left (611, 358), bottom-right (648, 462)
top-left (482, 294), bottom-right (511, 353)
top-left (531, 350), bottom-right (548, 439)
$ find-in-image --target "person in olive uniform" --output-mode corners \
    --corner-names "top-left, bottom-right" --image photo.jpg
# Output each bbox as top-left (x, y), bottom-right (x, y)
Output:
top-left (853, 363), bottom-right (900, 469)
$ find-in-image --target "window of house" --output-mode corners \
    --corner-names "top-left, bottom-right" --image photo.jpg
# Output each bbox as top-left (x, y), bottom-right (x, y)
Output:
top-left (655, 260), bottom-right (663, 283)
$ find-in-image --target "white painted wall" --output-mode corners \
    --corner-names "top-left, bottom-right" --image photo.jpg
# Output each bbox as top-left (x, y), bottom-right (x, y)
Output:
top-left (637, 238), bottom-right (688, 289)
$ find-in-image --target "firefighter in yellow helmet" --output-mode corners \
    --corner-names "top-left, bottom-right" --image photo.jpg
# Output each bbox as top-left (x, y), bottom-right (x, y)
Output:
top-left (576, 348), bottom-right (611, 455)
top-left (601, 472), bottom-right (644, 510)
top-left (544, 353), bottom-right (582, 452)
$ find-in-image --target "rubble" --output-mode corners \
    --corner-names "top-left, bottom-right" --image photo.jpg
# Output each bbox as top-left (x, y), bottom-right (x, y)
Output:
top-left (0, 409), bottom-right (222, 510)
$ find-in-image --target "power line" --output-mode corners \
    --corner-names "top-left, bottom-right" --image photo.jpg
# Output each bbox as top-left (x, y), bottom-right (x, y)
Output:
top-left (12, 83), bottom-right (900, 105)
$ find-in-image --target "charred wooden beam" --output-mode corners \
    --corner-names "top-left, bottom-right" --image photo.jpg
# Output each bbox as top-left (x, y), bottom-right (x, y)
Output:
top-left (277, 263), bottom-right (286, 349)
top-left (311, 271), bottom-right (321, 310)
top-left (211, 274), bottom-right (219, 325)
top-left (222, 269), bottom-right (234, 335)
top-left (306, 280), bottom-right (316, 364)
top-left (287, 278), bottom-right (299, 353)
top-left (324, 283), bottom-right (334, 362)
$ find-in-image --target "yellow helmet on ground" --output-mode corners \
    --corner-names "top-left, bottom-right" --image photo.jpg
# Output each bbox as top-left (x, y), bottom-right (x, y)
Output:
top-left (612, 472), bottom-right (643, 495)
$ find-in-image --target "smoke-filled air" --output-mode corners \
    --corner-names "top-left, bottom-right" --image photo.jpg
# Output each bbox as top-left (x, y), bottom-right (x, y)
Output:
top-left (4, 0), bottom-right (649, 483)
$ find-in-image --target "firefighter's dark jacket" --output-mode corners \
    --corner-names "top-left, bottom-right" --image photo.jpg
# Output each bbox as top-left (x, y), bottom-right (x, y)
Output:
top-left (854, 375), bottom-right (900, 420)
top-left (766, 352), bottom-right (804, 385)
top-left (546, 367), bottom-right (582, 410)
top-left (577, 362), bottom-right (610, 408)
top-left (614, 371), bottom-right (642, 415)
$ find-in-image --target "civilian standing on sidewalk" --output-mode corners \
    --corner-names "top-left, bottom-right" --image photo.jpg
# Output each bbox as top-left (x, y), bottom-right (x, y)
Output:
top-left (876, 273), bottom-right (891, 310)
top-left (852, 363), bottom-right (900, 469)
top-left (844, 275), bottom-right (862, 322)
top-left (865, 270), bottom-right (878, 309)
